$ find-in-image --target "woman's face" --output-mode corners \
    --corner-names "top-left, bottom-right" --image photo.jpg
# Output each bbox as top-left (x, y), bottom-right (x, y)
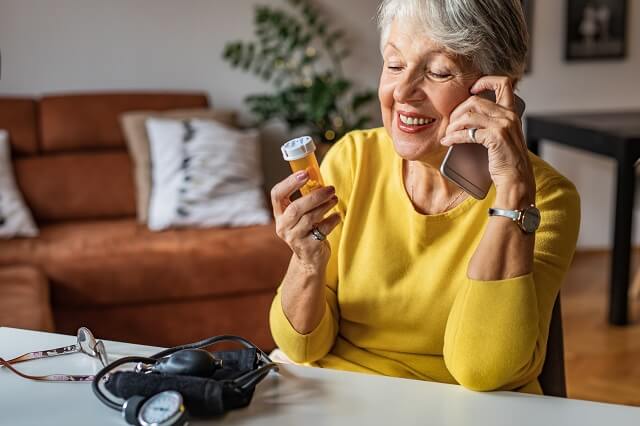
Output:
top-left (379, 19), bottom-right (480, 163)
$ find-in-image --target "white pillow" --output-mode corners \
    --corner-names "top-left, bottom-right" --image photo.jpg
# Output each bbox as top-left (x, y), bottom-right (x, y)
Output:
top-left (0, 130), bottom-right (38, 238)
top-left (145, 118), bottom-right (271, 231)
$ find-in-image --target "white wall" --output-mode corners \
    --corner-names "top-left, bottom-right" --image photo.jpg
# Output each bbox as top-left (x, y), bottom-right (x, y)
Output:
top-left (1, 0), bottom-right (638, 248)
top-left (0, 0), bottom-right (381, 111)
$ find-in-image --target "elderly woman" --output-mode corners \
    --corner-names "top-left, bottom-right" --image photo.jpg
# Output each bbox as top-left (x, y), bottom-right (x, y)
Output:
top-left (269, 0), bottom-right (580, 394)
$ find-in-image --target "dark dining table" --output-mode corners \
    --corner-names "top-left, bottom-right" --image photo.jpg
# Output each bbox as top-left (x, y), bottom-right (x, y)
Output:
top-left (526, 110), bottom-right (640, 325)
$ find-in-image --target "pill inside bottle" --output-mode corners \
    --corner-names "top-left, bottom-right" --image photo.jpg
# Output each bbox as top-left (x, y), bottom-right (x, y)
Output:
top-left (281, 136), bottom-right (325, 195)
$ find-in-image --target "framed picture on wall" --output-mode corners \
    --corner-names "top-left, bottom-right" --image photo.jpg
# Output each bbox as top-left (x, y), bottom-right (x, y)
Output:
top-left (566, 0), bottom-right (628, 61)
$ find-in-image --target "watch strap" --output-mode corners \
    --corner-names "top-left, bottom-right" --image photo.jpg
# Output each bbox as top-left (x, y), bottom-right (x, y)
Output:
top-left (488, 204), bottom-right (540, 234)
top-left (488, 207), bottom-right (520, 221)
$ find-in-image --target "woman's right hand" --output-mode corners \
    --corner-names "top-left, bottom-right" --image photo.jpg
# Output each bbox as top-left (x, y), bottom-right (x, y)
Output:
top-left (271, 170), bottom-right (342, 271)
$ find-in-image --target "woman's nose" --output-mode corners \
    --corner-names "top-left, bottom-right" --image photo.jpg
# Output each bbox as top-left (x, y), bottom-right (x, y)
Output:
top-left (394, 72), bottom-right (426, 104)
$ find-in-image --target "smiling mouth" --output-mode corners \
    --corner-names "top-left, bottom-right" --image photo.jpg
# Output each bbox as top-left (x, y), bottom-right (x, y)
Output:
top-left (396, 112), bottom-right (436, 133)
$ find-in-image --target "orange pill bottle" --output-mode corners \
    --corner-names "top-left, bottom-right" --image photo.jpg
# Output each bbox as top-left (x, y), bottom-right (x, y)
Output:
top-left (281, 136), bottom-right (325, 195)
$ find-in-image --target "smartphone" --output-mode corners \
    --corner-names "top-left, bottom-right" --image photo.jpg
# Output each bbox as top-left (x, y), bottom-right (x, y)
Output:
top-left (439, 92), bottom-right (526, 199)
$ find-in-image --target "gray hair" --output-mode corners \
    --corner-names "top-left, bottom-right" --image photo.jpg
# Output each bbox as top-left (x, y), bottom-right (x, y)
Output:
top-left (377, 0), bottom-right (529, 82)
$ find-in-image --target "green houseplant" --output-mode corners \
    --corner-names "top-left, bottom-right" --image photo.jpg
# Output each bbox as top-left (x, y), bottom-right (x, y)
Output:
top-left (223, 0), bottom-right (376, 144)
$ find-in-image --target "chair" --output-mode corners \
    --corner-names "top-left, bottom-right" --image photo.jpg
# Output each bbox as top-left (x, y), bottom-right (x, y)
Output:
top-left (631, 167), bottom-right (640, 300)
top-left (538, 297), bottom-right (566, 397)
top-left (631, 270), bottom-right (640, 299)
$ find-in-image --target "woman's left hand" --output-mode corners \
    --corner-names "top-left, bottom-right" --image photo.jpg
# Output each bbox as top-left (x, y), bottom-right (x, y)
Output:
top-left (440, 76), bottom-right (535, 207)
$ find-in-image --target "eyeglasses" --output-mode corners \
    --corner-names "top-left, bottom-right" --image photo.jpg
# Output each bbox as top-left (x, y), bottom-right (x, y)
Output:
top-left (0, 327), bottom-right (108, 382)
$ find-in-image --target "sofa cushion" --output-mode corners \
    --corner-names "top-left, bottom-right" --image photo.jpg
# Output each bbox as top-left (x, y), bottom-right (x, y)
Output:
top-left (120, 108), bottom-right (237, 223)
top-left (146, 118), bottom-right (270, 231)
top-left (0, 265), bottom-right (54, 332)
top-left (0, 98), bottom-right (38, 155)
top-left (0, 219), bottom-right (290, 308)
top-left (14, 151), bottom-right (136, 222)
top-left (39, 93), bottom-right (209, 153)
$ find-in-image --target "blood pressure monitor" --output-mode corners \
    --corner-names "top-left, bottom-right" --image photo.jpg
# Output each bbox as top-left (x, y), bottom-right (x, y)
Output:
top-left (136, 391), bottom-right (187, 426)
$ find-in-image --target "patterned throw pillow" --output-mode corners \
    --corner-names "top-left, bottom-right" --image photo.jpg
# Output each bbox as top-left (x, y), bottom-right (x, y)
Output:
top-left (145, 118), bottom-right (271, 231)
top-left (0, 130), bottom-right (38, 238)
top-left (120, 109), bottom-right (237, 223)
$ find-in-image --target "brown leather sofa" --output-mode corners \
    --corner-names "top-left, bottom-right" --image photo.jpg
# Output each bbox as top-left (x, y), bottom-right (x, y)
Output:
top-left (0, 92), bottom-right (291, 349)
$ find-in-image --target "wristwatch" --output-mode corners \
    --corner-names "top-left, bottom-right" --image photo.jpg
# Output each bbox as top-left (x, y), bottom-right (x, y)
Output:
top-left (488, 204), bottom-right (541, 234)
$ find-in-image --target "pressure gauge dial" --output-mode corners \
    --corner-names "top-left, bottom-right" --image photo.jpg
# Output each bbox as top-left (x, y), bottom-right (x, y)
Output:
top-left (137, 391), bottom-right (187, 426)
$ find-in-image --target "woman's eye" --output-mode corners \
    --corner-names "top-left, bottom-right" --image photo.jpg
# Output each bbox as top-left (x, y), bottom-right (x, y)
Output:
top-left (386, 64), bottom-right (404, 72)
top-left (428, 71), bottom-right (452, 80)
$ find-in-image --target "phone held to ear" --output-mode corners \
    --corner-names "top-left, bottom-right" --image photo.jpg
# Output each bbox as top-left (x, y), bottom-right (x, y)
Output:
top-left (439, 92), bottom-right (526, 200)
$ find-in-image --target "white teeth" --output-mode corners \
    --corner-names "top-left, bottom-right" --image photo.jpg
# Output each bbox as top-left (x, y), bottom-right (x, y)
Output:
top-left (400, 114), bottom-right (433, 126)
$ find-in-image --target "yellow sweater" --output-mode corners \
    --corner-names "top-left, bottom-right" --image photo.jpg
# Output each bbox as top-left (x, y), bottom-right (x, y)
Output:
top-left (270, 127), bottom-right (580, 393)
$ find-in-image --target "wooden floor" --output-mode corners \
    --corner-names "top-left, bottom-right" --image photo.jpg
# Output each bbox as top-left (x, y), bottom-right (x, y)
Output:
top-left (562, 249), bottom-right (640, 406)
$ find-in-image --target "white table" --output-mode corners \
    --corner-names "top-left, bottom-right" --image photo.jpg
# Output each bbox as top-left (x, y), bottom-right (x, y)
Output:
top-left (0, 327), bottom-right (638, 425)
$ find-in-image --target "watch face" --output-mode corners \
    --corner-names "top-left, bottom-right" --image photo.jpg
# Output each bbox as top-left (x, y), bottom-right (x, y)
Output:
top-left (138, 391), bottom-right (186, 426)
top-left (522, 207), bottom-right (541, 233)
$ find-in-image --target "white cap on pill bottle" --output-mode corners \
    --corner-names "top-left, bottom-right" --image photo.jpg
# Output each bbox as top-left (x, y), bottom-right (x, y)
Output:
top-left (281, 136), bottom-right (317, 161)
